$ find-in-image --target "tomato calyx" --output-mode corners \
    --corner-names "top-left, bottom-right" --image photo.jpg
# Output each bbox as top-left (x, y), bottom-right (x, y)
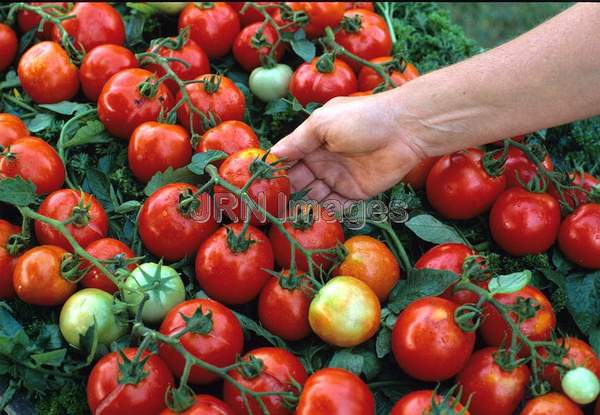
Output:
top-left (177, 188), bottom-right (202, 217)
top-left (430, 385), bottom-right (471, 415)
top-left (201, 74), bottom-right (222, 95)
top-left (290, 204), bottom-right (316, 230)
top-left (454, 303), bottom-right (483, 333)
top-left (66, 192), bottom-right (93, 228)
top-left (180, 305), bottom-right (214, 335)
top-left (195, 2), bottom-right (215, 10)
top-left (150, 26), bottom-right (189, 53)
top-left (316, 53), bottom-right (336, 74)
top-left (248, 152), bottom-right (283, 179)
top-left (226, 225), bottom-right (256, 253)
top-left (236, 354), bottom-right (265, 379)
top-left (165, 384), bottom-right (197, 413)
top-left (279, 4), bottom-right (309, 27)
top-left (117, 348), bottom-right (151, 385)
top-left (6, 232), bottom-right (30, 256)
top-left (482, 148), bottom-right (507, 177)
top-left (507, 296), bottom-right (540, 323)
top-left (60, 252), bottom-right (87, 283)
top-left (340, 14), bottom-right (363, 33)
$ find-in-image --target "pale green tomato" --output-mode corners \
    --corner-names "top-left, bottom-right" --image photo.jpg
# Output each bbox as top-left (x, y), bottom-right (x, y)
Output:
top-left (249, 64), bottom-right (293, 102)
top-left (123, 262), bottom-right (186, 324)
top-left (59, 288), bottom-right (126, 348)
top-left (309, 276), bottom-right (381, 347)
top-left (562, 366), bottom-right (600, 404)
top-left (145, 2), bottom-right (189, 15)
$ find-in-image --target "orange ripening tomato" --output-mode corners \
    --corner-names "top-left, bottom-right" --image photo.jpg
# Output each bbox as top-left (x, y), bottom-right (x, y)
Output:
top-left (0, 113), bottom-right (28, 148)
top-left (401, 156), bottom-right (439, 190)
top-left (358, 56), bottom-right (420, 91)
top-left (286, 2), bottom-right (346, 39)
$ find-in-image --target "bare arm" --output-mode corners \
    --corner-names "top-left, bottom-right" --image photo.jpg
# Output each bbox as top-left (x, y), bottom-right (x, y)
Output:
top-left (272, 3), bottom-right (600, 202)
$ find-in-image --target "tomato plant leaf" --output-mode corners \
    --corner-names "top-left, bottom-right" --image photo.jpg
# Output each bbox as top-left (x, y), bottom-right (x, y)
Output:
top-left (565, 272), bottom-right (600, 333)
top-left (387, 268), bottom-right (458, 313)
top-left (589, 326), bottom-right (600, 355)
top-left (0, 177), bottom-right (37, 207)
top-left (38, 102), bottom-right (91, 116)
top-left (233, 311), bottom-right (288, 349)
top-left (26, 113), bottom-right (55, 133)
top-left (488, 270), bottom-right (531, 294)
top-left (144, 166), bottom-right (200, 197)
top-left (30, 349), bottom-right (67, 368)
top-left (188, 150), bottom-right (228, 175)
top-left (375, 327), bottom-right (392, 358)
top-left (78, 323), bottom-right (99, 366)
top-left (0, 71), bottom-right (20, 90)
top-left (63, 120), bottom-right (112, 148)
top-left (290, 29), bottom-right (316, 62)
top-left (328, 349), bottom-right (364, 375)
top-left (404, 214), bottom-right (467, 244)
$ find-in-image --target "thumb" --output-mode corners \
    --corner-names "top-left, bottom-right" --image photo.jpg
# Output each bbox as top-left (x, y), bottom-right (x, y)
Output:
top-left (270, 116), bottom-right (323, 162)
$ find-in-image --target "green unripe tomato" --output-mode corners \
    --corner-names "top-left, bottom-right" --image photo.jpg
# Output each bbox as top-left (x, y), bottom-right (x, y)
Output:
top-left (59, 288), bottom-right (126, 348)
top-left (145, 2), bottom-right (189, 15)
top-left (123, 262), bottom-right (186, 324)
top-left (562, 366), bottom-right (600, 404)
top-left (249, 64), bottom-right (293, 102)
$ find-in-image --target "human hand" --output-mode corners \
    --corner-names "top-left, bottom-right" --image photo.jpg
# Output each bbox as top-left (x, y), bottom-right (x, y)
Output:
top-left (271, 91), bottom-right (426, 204)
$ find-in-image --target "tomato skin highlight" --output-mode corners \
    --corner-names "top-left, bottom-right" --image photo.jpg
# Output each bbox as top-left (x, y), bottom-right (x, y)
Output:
top-left (178, 2), bottom-right (240, 58)
top-left (80, 44), bottom-right (138, 102)
top-left (258, 272), bottom-right (313, 341)
top-left (159, 299), bottom-right (244, 385)
top-left (81, 238), bottom-right (136, 294)
top-left (542, 337), bottom-right (600, 392)
top-left (35, 189), bottom-right (109, 252)
top-left (13, 245), bottom-right (77, 306)
top-left (559, 203), bottom-right (600, 269)
top-left (0, 113), bottom-right (29, 148)
top-left (490, 187), bottom-right (561, 256)
top-left (0, 220), bottom-right (21, 299)
top-left (0, 136), bottom-right (65, 195)
top-left (426, 148), bottom-right (506, 220)
top-left (295, 368), bottom-right (375, 415)
top-left (98, 68), bottom-right (174, 140)
top-left (87, 348), bottom-right (174, 415)
top-left (196, 120), bottom-right (260, 161)
top-left (390, 390), bottom-right (470, 415)
top-left (289, 57), bottom-right (358, 106)
top-left (138, 183), bottom-right (218, 261)
top-left (392, 296), bottom-right (475, 381)
top-left (286, 2), bottom-right (346, 39)
top-left (223, 347), bottom-right (308, 415)
top-left (195, 223), bottom-right (274, 305)
top-left (128, 121), bottom-right (193, 183)
top-left (159, 394), bottom-right (234, 415)
top-left (457, 347), bottom-right (531, 415)
top-left (0, 24), bottom-right (17, 72)
top-left (233, 22), bottom-right (285, 72)
top-left (18, 41), bottom-right (79, 104)
top-left (309, 276), bottom-right (381, 347)
top-left (519, 393), bottom-right (583, 415)
top-left (51, 2), bottom-right (125, 52)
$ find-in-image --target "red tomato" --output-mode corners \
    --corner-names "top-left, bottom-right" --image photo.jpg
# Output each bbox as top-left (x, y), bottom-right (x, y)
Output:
top-left (17, 2), bottom-right (66, 39)
top-left (87, 348), bottom-right (174, 415)
top-left (35, 189), bottom-right (108, 252)
top-left (269, 205), bottom-right (344, 271)
top-left (0, 136), bottom-right (65, 195)
top-left (0, 220), bottom-right (21, 299)
top-left (144, 37), bottom-right (210, 93)
top-left (223, 347), bottom-right (308, 415)
top-left (98, 68), bottom-right (174, 140)
top-left (335, 235), bottom-right (400, 301)
top-left (17, 41), bottom-right (79, 104)
top-left (344, 2), bottom-right (375, 11)
top-left (559, 203), bottom-right (600, 269)
top-left (390, 390), bottom-right (470, 415)
top-left (0, 113), bottom-right (28, 148)
top-left (358, 57), bottom-right (419, 91)
top-left (489, 187), bottom-right (561, 256)
top-left (0, 24), bottom-right (17, 72)
top-left (289, 57), bottom-right (358, 106)
top-left (160, 395), bottom-right (234, 415)
top-left (128, 122), bottom-right (192, 183)
top-left (501, 146), bottom-right (554, 188)
top-left (392, 296), bottom-right (475, 381)
top-left (138, 183), bottom-right (218, 261)
top-left (335, 9), bottom-right (391, 72)
top-left (80, 44), bottom-right (138, 101)
top-left (51, 2), bottom-right (125, 52)
top-left (457, 347), bottom-right (531, 415)
top-left (258, 271), bottom-right (312, 341)
top-left (426, 148), bottom-right (506, 220)
top-left (81, 238), bottom-right (136, 294)
top-left (176, 74), bottom-right (245, 133)
top-left (196, 120), bottom-right (260, 162)
top-left (195, 223), bottom-right (274, 304)
top-left (233, 22), bottom-right (285, 71)
top-left (480, 285), bottom-right (556, 353)
top-left (287, 3), bottom-right (346, 39)
top-left (295, 368), bottom-right (374, 415)
top-left (415, 243), bottom-right (482, 305)
top-left (542, 337), bottom-right (600, 392)
top-left (159, 299), bottom-right (244, 384)
top-left (401, 156), bottom-right (438, 190)
top-left (214, 148), bottom-right (290, 226)
top-left (178, 3), bottom-right (240, 58)
top-left (229, 2), bottom-right (278, 27)
top-left (519, 393), bottom-right (583, 415)
top-left (13, 245), bottom-right (77, 306)
top-left (550, 172), bottom-right (600, 208)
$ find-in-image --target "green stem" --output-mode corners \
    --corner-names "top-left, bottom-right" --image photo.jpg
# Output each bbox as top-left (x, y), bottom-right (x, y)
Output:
top-left (366, 219), bottom-right (412, 272)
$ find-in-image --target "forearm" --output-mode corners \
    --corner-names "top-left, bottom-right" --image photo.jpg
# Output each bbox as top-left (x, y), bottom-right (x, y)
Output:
top-left (387, 2), bottom-right (600, 157)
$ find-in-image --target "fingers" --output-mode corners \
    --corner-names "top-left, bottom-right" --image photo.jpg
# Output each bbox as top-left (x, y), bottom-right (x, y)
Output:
top-left (271, 114), bottom-right (323, 162)
top-left (287, 162), bottom-right (315, 193)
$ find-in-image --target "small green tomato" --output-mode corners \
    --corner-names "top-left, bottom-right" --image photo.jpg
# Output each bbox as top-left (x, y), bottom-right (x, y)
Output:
top-left (249, 64), bottom-right (293, 102)
top-left (59, 288), bottom-right (126, 348)
top-left (123, 262), bottom-right (186, 324)
top-left (562, 366), bottom-right (600, 405)
top-left (145, 2), bottom-right (189, 15)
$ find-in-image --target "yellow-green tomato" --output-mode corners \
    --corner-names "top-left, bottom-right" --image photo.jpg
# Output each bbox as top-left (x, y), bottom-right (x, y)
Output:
top-left (123, 262), bottom-right (186, 324)
top-left (562, 366), bottom-right (600, 404)
top-left (144, 2), bottom-right (189, 15)
top-left (249, 64), bottom-right (293, 102)
top-left (59, 288), bottom-right (126, 348)
top-left (309, 276), bottom-right (381, 347)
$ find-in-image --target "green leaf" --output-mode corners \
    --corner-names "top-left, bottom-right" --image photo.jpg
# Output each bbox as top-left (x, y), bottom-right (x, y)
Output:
top-left (565, 272), bottom-right (600, 333)
top-left (375, 327), bottom-right (392, 358)
top-left (144, 166), bottom-right (200, 197)
top-left (488, 270), bottom-right (531, 294)
top-left (589, 326), bottom-right (600, 355)
top-left (114, 200), bottom-right (141, 214)
top-left (290, 29), bottom-right (316, 62)
top-left (26, 113), bottom-right (55, 133)
top-left (0, 177), bottom-right (37, 207)
top-left (329, 349), bottom-right (364, 376)
top-left (0, 70), bottom-right (20, 90)
top-left (405, 214), bottom-right (467, 244)
top-left (265, 98), bottom-right (290, 115)
top-left (38, 102), bottom-right (91, 116)
top-left (0, 306), bottom-right (23, 337)
top-left (539, 268), bottom-right (566, 290)
top-left (233, 311), bottom-right (288, 349)
top-left (63, 120), bottom-right (112, 148)
top-left (78, 323), bottom-right (99, 365)
top-left (30, 349), bottom-right (67, 367)
top-left (387, 268), bottom-right (459, 313)
top-left (188, 151), bottom-right (228, 175)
